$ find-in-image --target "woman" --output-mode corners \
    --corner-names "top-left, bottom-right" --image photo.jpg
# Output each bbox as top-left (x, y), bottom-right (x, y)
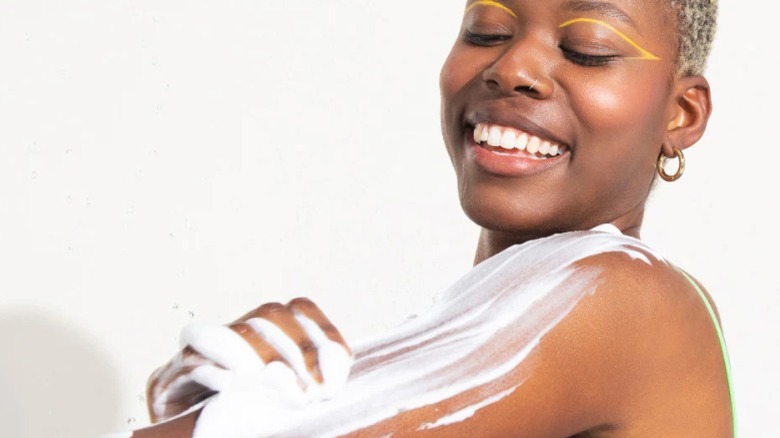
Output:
top-left (129, 0), bottom-right (732, 436)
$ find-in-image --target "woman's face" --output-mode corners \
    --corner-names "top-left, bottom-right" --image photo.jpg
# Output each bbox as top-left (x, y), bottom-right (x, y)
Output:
top-left (441, 0), bottom-right (679, 238)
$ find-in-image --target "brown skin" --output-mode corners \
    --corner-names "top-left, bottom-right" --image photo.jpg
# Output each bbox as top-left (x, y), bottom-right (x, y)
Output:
top-left (443, 0), bottom-right (712, 263)
top-left (145, 298), bottom-right (350, 423)
top-left (135, 0), bottom-right (729, 436)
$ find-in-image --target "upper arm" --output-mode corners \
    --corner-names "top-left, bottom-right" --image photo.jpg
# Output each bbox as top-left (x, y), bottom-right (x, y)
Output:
top-left (131, 251), bottom-right (729, 437)
top-left (345, 252), bottom-right (677, 436)
top-left (352, 250), bottom-right (729, 437)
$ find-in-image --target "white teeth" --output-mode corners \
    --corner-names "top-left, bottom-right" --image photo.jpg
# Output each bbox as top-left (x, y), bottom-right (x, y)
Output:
top-left (499, 131), bottom-right (516, 149)
top-left (487, 126), bottom-right (502, 147)
top-left (515, 133), bottom-right (529, 151)
top-left (526, 136), bottom-right (541, 154)
top-left (474, 123), bottom-right (565, 158)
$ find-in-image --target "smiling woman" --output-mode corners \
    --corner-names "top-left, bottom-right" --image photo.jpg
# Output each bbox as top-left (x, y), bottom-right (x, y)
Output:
top-left (122, 0), bottom-right (735, 436)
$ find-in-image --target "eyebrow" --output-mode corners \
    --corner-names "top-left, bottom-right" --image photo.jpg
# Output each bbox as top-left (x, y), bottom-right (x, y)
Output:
top-left (562, 0), bottom-right (636, 28)
top-left (465, 0), bottom-right (517, 18)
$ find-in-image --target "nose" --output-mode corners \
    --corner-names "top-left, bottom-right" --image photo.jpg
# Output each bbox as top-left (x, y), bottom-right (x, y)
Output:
top-left (481, 37), bottom-right (553, 99)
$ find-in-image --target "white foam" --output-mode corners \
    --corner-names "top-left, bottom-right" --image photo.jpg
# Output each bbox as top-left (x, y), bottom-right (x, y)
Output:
top-left (186, 227), bottom-right (664, 436)
top-left (182, 323), bottom-right (264, 374)
top-left (418, 384), bottom-right (521, 430)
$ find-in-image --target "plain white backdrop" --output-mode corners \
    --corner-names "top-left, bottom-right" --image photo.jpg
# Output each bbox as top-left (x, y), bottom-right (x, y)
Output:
top-left (0, 1), bottom-right (777, 436)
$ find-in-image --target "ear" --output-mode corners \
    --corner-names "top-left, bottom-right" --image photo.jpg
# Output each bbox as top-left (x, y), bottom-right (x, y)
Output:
top-left (662, 75), bottom-right (712, 157)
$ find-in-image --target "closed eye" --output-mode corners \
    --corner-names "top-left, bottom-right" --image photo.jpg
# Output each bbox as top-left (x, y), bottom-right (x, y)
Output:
top-left (560, 46), bottom-right (617, 67)
top-left (464, 31), bottom-right (512, 46)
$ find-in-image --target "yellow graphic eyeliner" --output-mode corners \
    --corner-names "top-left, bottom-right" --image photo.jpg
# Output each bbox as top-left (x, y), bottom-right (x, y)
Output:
top-left (559, 18), bottom-right (660, 61)
top-left (465, 0), bottom-right (517, 18)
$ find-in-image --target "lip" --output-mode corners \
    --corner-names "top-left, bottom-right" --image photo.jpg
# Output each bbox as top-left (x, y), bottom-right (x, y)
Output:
top-left (463, 107), bottom-right (570, 177)
top-left (465, 107), bottom-right (570, 149)
top-left (465, 130), bottom-right (569, 177)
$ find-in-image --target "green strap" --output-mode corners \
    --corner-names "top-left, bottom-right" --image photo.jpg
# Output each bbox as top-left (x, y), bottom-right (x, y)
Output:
top-left (677, 268), bottom-right (737, 437)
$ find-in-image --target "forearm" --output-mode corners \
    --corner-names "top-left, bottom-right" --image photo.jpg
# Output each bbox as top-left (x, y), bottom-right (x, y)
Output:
top-left (131, 409), bottom-right (200, 438)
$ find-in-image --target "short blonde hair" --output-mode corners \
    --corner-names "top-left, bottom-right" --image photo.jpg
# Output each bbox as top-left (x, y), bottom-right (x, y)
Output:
top-left (670, 0), bottom-right (719, 76)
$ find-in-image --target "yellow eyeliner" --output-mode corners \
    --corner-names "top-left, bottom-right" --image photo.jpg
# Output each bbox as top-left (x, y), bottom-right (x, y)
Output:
top-left (465, 0), bottom-right (517, 18)
top-left (559, 18), bottom-right (660, 60)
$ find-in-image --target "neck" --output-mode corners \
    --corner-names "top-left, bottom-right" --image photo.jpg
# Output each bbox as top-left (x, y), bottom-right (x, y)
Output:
top-left (473, 210), bottom-right (645, 266)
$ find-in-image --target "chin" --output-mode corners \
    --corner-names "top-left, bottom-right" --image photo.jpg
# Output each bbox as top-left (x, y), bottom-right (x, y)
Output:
top-left (458, 187), bottom-right (574, 238)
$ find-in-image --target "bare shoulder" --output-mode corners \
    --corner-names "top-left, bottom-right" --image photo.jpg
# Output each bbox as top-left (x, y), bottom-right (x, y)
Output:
top-left (554, 249), bottom-right (733, 435)
top-left (126, 234), bottom-right (732, 437)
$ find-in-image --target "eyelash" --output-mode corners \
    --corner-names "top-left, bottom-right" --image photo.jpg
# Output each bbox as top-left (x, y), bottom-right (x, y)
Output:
top-left (464, 31), bottom-right (512, 46)
top-left (464, 31), bottom-right (618, 67)
top-left (559, 46), bottom-right (618, 67)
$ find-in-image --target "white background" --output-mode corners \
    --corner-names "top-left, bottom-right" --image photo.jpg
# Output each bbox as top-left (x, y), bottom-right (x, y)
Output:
top-left (0, 1), bottom-right (777, 436)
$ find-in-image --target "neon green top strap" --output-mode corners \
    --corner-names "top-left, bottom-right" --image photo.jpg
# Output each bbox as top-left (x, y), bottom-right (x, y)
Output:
top-left (677, 268), bottom-right (737, 437)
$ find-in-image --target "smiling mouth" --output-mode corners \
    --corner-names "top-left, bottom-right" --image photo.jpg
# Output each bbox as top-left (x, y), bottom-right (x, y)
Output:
top-left (473, 122), bottom-right (570, 160)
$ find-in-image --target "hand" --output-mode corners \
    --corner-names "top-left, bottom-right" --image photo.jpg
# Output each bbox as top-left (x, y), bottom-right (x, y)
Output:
top-left (146, 298), bottom-right (353, 423)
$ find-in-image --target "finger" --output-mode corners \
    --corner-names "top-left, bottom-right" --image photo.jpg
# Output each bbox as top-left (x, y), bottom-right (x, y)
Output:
top-left (147, 346), bottom-right (223, 422)
top-left (181, 323), bottom-right (264, 374)
top-left (228, 321), bottom-right (285, 365)
top-left (248, 303), bottom-right (323, 384)
top-left (189, 364), bottom-right (234, 394)
top-left (288, 301), bottom-right (354, 398)
top-left (153, 371), bottom-right (217, 422)
top-left (244, 305), bottom-right (323, 386)
top-left (233, 301), bottom-right (284, 323)
top-left (148, 323), bottom-right (264, 422)
top-left (287, 297), bottom-right (352, 356)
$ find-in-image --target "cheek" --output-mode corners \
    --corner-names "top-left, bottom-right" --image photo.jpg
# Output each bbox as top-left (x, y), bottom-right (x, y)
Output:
top-left (440, 46), bottom-right (482, 105)
top-left (440, 47), bottom-right (482, 158)
top-left (574, 75), bottom-right (668, 135)
top-left (571, 70), bottom-right (668, 183)
top-left (567, 70), bottom-right (671, 198)
top-left (439, 49), bottom-right (465, 106)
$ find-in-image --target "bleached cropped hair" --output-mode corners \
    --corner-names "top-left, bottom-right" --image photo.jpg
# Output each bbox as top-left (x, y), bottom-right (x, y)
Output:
top-left (670, 0), bottom-right (718, 76)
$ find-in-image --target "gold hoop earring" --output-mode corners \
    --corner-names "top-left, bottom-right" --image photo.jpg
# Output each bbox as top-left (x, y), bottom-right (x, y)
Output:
top-left (657, 146), bottom-right (685, 182)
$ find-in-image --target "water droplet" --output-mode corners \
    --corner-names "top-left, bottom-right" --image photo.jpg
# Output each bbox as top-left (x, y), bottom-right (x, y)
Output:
top-left (31, 170), bottom-right (38, 179)
top-left (138, 394), bottom-right (146, 403)
top-left (127, 417), bottom-right (136, 425)
top-left (172, 303), bottom-right (179, 310)
top-left (65, 148), bottom-right (72, 154)
top-left (188, 311), bottom-right (195, 318)
top-left (168, 232), bottom-right (175, 239)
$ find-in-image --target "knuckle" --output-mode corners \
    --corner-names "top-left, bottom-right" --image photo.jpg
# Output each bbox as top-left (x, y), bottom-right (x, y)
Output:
top-left (320, 322), bottom-right (338, 333)
top-left (298, 340), bottom-right (317, 354)
top-left (287, 297), bottom-right (316, 309)
top-left (257, 302), bottom-right (286, 315)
